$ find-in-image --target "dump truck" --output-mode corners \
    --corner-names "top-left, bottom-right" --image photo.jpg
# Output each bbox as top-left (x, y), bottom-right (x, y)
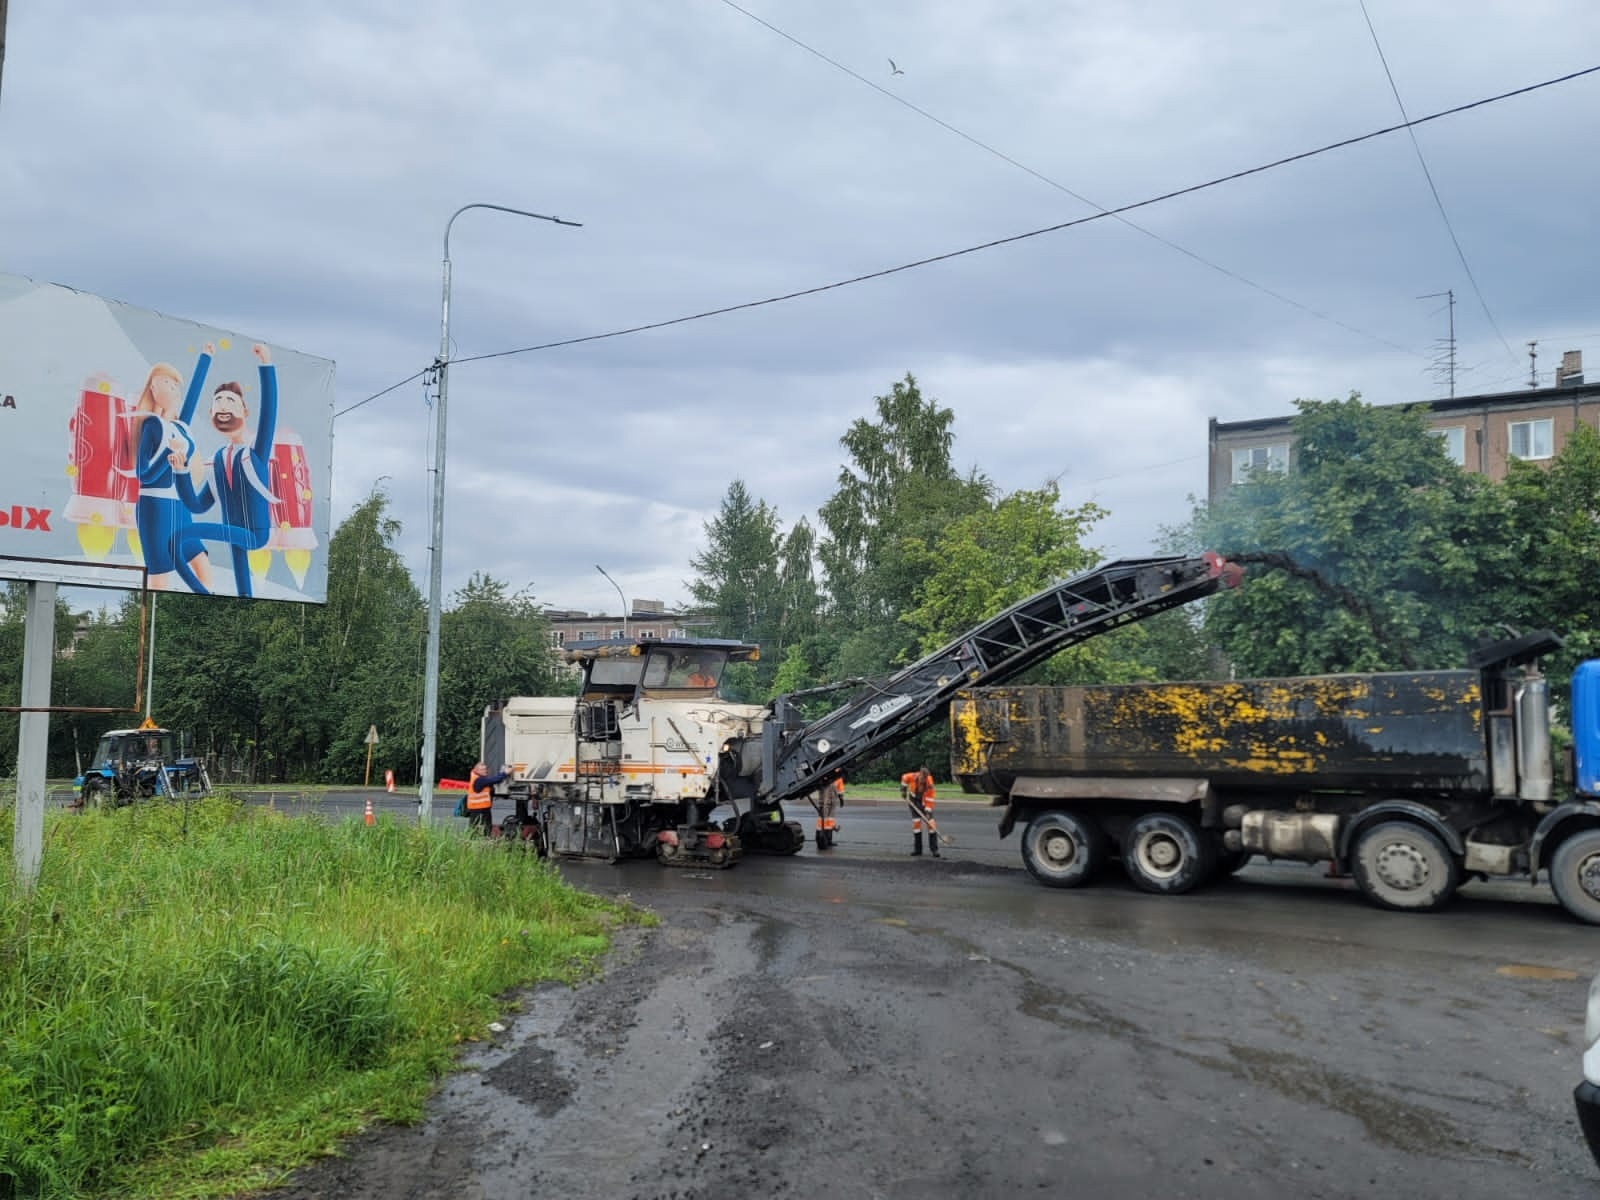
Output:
top-left (951, 630), bottom-right (1600, 923)
top-left (483, 553), bottom-right (1242, 867)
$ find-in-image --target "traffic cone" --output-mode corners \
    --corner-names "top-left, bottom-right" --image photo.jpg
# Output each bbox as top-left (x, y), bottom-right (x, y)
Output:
top-left (384, 769), bottom-right (395, 794)
top-left (364, 796), bottom-right (375, 827)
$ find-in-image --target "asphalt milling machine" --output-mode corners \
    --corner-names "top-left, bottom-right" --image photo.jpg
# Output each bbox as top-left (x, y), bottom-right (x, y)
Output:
top-left (482, 553), bottom-right (1243, 868)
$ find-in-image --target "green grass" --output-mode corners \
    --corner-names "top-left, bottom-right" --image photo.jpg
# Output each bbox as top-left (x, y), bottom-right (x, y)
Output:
top-left (0, 795), bottom-right (634, 1200)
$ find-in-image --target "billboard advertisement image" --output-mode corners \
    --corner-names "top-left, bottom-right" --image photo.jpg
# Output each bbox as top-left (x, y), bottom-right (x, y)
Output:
top-left (0, 272), bottom-right (334, 602)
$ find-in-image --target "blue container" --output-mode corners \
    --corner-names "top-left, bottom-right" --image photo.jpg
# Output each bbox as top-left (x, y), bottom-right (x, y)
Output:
top-left (1574, 660), bottom-right (1600, 797)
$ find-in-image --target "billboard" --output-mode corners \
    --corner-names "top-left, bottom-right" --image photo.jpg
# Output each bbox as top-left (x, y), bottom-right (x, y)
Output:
top-left (0, 272), bottom-right (334, 602)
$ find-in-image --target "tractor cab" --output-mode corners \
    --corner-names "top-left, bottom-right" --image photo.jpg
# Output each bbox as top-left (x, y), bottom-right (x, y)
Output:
top-left (564, 638), bottom-right (760, 702)
top-left (74, 721), bottom-right (210, 808)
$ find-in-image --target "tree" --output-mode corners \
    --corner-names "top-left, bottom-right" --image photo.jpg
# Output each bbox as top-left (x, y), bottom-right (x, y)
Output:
top-left (434, 573), bottom-right (565, 777)
top-left (774, 517), bottom-right (822, 654)
top-left (1501, 422), bottom-right (1600, 684)
top-left (1201, 394), bottom-right (1516, 675)
top-left (900, 484), bottom-right (1103, 653)
top-left (687, 479), bottom-right (782, 647)
top-left (817, 373), bottom-right (990, 674)
top-left (313, 489), bottom-right (426, 783)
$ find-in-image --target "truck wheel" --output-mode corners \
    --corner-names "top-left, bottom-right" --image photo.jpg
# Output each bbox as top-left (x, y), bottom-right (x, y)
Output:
top-left (1021, 810), bottom-right (1105, 888)
top-left (1121, 812), bottom-right (1214, 895)
top-left (1549, 829), bottom-right (1600, 925)
top-left (1351, 821), bottom-right (1460, 912)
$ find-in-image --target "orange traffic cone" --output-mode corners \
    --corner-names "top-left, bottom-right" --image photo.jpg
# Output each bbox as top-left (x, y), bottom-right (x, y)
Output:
top-left (364, 796), bottom-right (375, 827)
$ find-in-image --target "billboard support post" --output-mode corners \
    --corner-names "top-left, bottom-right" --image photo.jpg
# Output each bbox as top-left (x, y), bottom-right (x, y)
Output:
top-left (144, 593), bottom-right (157, 723)
top-left (13, 580), bottom-right (57, 889)
top-left (417, 204), bottom-right (580, 827)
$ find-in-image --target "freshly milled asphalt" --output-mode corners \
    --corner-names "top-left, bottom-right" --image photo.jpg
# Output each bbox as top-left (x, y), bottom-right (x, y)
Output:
top-left (263, 795), bottom-right (1599, 1200)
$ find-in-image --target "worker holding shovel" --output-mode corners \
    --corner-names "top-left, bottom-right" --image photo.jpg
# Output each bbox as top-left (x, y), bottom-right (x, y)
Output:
top-left (907, 765), bottom-right (940, 857)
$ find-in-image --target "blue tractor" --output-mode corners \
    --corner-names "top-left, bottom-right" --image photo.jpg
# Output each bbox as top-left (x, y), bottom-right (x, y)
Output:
top-left (74, 724), bottom-right (211, 809)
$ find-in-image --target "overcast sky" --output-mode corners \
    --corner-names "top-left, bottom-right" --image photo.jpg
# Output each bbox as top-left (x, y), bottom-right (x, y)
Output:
top-left (4, 1), bottom-right (1597, 618)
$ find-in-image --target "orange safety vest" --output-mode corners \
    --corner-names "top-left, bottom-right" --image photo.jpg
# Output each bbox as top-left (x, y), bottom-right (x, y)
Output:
top-left (910, 771), bottom-right (935, 803)
top-left (467, 768), bottom-right (493, 811)
top-left (832, 777), bottom-right (845, 796)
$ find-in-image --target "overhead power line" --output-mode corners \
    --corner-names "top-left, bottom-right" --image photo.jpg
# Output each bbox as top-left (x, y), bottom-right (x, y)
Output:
top-left (716, 0), bottom-right (1414, 356)
top-left (451, 64), bottom-right (1597, 369)
top-left (1357, 0), bottom-right (1517, 364)
top-left (334, 366), bottom-right (428, 419)
top-left (336, 62), bottom-right (1600, 417)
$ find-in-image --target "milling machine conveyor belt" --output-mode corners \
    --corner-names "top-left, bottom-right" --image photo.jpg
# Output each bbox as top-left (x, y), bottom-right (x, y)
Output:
top-left (761, 552), bottom-right (1242, 804)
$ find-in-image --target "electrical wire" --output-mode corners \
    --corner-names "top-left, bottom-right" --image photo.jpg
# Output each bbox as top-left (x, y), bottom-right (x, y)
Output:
top-left (716, 0), bottom-right (1417, 356)
top-left (450, 62), bottom-right (1598, 370)
top-left (337, 62), bottom-right (1599, 413)
top-left (333, 366), bottom-right (429, 419)
top-left (1357, 0), bottom-right (1517, 363)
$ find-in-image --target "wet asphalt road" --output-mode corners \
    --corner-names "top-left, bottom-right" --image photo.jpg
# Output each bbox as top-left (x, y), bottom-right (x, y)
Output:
top-left (256, 789), bottom-right (1600, 1200)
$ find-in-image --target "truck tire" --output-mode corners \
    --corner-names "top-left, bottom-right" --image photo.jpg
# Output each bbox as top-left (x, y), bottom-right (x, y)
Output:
top-left (1351, 821), bottom-right (1460, 913)
top-left (1121, 812), bottom-right (1214, 895)
top-left (1021, 810), bottom-right (1105, 888)
top-left (1549, 829), bottom-right (1600, 926)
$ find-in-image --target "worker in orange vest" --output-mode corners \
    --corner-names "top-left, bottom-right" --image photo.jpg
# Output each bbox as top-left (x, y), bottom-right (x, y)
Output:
top-left (907, 765), bottom-right (939, 857)
top-left (815, 775), bottom-right (843, 850)
top-left (466, 761), bottom-right (508, 835)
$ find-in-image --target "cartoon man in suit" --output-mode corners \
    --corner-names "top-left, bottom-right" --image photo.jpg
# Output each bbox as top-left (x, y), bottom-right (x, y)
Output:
top-left (171, 343), bottom-right (278, 597)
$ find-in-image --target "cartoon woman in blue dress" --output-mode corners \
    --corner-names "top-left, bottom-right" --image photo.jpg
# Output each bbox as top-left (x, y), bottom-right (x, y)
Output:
top-left (126, 344), bottom-right (215, 591)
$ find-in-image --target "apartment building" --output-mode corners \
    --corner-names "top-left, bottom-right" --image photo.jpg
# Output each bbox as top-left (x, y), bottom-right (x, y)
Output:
top-left (1208, 350), bottom-right (1600, 504)
top-left (541, 598), bottom-right (713, 654)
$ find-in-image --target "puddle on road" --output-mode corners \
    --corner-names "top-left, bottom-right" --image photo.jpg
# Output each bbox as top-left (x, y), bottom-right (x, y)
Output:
top-left (1494, 963), bottom-right (1579, 981)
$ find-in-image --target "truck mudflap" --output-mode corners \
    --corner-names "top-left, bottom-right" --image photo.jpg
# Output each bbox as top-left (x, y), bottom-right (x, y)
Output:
top-left (997, 800), bottom-right (1018, 840)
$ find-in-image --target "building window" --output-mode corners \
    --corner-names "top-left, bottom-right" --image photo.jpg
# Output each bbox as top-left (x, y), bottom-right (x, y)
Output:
top-left (638, 628), bottom-right (659, 639)
top-left (548, 630), bottom-right (565, 648)
top-left (577, 629), bottom-right (596, 641)
top-left (1508, 418), bottom-right (1553, 460)
top-left (666, 628), bottom-right (686, 639)
top-left (1230, 443), bottom-right (1288, 483)
top-left (1430, 426), bottom-right (1466, 466)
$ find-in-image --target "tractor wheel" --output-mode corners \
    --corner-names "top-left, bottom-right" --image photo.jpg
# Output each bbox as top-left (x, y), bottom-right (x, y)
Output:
top-left (81, 779), bottom-right (110, 812)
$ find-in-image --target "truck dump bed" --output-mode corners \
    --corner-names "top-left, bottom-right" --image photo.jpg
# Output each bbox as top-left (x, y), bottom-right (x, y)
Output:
top-left (952, 670), bottom-right (1490, 798)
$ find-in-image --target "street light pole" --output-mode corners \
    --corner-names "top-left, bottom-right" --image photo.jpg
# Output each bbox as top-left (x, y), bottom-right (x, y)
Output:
top-left (418, 203), bottom-right (580, 825)
top-left (596, 564), bottom-right (628, 638)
